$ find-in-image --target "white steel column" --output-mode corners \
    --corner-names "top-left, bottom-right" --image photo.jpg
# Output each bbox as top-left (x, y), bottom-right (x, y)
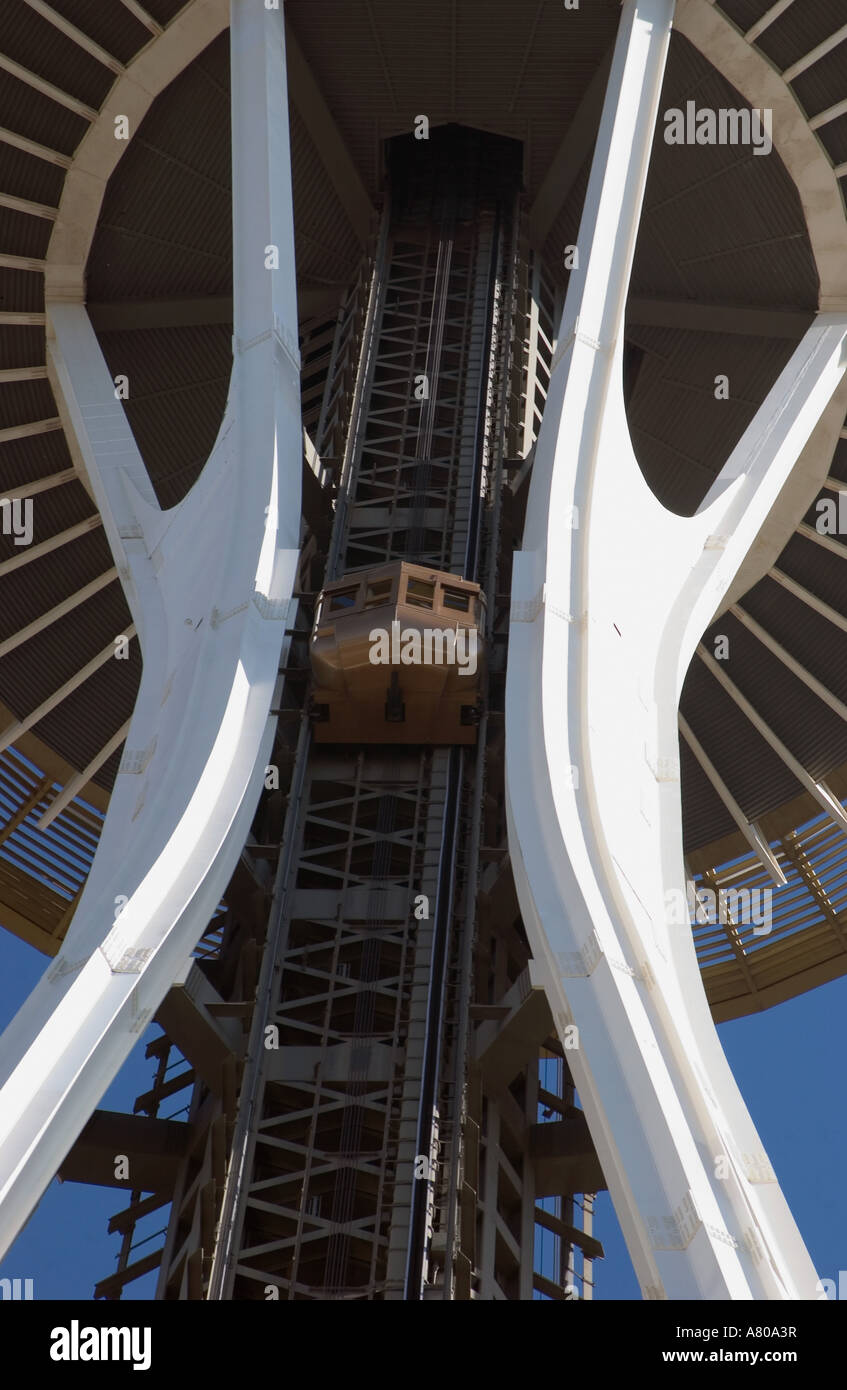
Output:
top-left (506, 0), bottom-right (847, 1298)
top-left (0, 0), bottom-right (302, 1260)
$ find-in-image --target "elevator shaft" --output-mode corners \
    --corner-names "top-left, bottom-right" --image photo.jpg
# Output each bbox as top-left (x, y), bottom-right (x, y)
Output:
top-left (115, 129), bottom-right (601, 1303)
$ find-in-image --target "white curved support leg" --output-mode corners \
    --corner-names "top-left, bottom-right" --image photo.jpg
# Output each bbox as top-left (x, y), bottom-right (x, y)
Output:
top-left (506, 0), bottom-right (847, 1299)
top-left (0, 1), bottom-right (302, 1259)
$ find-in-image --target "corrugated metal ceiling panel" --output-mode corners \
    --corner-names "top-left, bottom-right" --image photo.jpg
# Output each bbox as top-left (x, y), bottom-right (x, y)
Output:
top-left (44, 0), bottom-right (153, 66)
top-left (35, 646), bottom-right (140, 787)
top-left (680, 653), bottom-right (804, 830)
top-left (0, 205), bottom-right (52, 259)
top-left (742, 576), bottom-right (847, 709)
top-left (0, 325), bottom-right (44, 371)
top-left (0, 144), bottom-right (64, 209)
top-left (0, 5), bottom-right (115, 111)
top-left (679, 735), bottom-right (737, 849)
top-left (0, 68), bottom-right (88, 156)
top-left (286, 0), bottom-right (620, 201)
top-left (0, 378), bottom-right (54, 431)
top-left (716, 1), bottom-right (770, 31)
top-left (87, 33), bottom-right (231, 302)
top-left (751, 0), bottom-right (847, 71)
top-left (705, 610), bottom-right (847, 782)
top-left (97, 323), bottom-right (232, 509)
top-left (625, 325), bottom-right (800, 514)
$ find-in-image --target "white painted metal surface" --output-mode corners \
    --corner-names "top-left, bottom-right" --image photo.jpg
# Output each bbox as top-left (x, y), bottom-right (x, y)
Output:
top-left (0, 0), bottom-right (301, 1261)
top-left (506, 0), bottom-right (847, 1299)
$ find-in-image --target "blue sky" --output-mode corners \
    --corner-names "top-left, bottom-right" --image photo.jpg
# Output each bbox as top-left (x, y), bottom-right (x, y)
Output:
top-left (594, 978), bottom-right (847, 1299)
top-left (0, 924), bottom-right (843, 1300)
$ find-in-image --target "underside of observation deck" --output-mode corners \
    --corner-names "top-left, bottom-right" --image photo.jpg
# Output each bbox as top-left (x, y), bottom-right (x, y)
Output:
top-left (1, 0), bottom-right (847, 1298)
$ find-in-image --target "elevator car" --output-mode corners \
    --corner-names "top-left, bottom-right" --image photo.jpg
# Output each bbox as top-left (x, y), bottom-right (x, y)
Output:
top-left (309, 561), bottom-right (485, 743)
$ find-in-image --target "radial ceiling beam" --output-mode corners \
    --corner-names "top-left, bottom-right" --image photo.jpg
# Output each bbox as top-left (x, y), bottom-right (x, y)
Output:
top-left (0, 515), bottom-right (101, 579)
top-left (528, 49), bottom-right (613, 249)
top-left (0, 55), bottom-right (97, 121)
top-left (23, 1), bottom-right (125, 75)
top-left (38, 721), bottom-right (132, 832)
top-left (626, 297), bottom-right (812, 338)
top-left (797, 519), bottom-right (847, 557)
top-left (745, 0), bottom-right (795, 44)
top-left (1, 467), bottom-right (77, 500)
top-left (782, 23), bottom-right (847, 83)
top-left (0, 630), bottom-right (137, 756)
top-left (0, 250), bottom-right (46, 271)
top-left (730, 601), bottom-right (847, 727)
top-left (769, 566), bottom-right (847, 633)
top-left (0, 366), bottom-right (49, 384)
top-left (0, 313), bottom-right (47, 327)
top-left (0, 192), bottom-right (57, 220)
top-left (119, 0), bottom-right (162, 37)
top-left (284, 20), bottom-right (374, 245)
top-left (0, 570), bottom-right (118, 660)
top-left (0, 417), bottom-right (62, 444)
top-left (0, 127), bottom-right (70, 167)
top-left (697, 645), bottom-right (847, 836)
top-left (678, 713), bottom-right (787, 886)
top-left (810, 99), bottom-right (847, 132)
